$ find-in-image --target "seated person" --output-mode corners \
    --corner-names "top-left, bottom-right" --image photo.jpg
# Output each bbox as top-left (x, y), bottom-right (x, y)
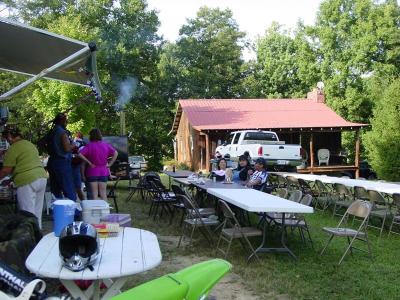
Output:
top-left (211, 158), bottom-right (227, 182)
top-left (246, 158), bottom-right (268, 190)
top-left (233, 155), bottom-right (253, 182)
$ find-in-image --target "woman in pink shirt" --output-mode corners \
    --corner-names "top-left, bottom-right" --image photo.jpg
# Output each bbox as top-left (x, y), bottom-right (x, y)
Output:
top-left (79, 128), bottom-right (118, 200)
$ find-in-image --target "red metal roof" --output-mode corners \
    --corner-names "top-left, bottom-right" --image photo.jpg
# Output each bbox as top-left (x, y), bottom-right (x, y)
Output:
top-left (172, 99), bottom-right (366, 133)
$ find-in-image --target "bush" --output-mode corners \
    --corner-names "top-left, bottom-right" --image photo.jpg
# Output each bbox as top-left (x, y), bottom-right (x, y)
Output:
top-left (364, 79), bottom-right (400, 181)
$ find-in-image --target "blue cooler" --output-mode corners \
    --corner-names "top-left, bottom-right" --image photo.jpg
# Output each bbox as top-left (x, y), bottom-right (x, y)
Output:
top-left (53, 200), bottom-right (76, 236)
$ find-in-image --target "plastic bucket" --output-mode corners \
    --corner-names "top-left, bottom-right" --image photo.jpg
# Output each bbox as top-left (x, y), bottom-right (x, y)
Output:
top-left (53, 200), bottom-right (76, 237)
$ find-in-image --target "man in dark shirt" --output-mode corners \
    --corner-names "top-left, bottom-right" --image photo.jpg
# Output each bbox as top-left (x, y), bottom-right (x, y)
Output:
top-left (47, 113), bottom-right (76, 201)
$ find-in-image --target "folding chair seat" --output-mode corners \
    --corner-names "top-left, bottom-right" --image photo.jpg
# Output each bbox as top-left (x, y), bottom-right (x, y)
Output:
top-left (368, 190), bottom-right (392, 238)
top-left (332, 183), bottom-right (353, 217)
top-left (178, 195), bottom-right (219, 247)
top-left (321, 200), bottom-right (373, 265)
top-left (216, 200), bottom-right (262, 262)
top-left (388, 193), bottom-right (400, 236)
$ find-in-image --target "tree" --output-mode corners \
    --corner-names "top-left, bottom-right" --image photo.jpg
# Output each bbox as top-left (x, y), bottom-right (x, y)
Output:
top-left (311, 0), bottom-right (400, 122)
top-left (3, 0), bottom-right (171, 169)
top-left (254, 22), bottom-right (320, 98)
top-left (159, 6), bottom-right (247, 99)
top-left (364, 78), bottom-right (400, 181)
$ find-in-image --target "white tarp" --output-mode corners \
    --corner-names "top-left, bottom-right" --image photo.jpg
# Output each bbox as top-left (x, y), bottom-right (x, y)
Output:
top-left (0, 18), bottom-right (101, 101)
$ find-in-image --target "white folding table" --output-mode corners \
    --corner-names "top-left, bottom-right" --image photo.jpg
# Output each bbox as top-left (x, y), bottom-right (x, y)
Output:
top-left (276, 172), bottom-right (400, 195)
top-left (208, 188), bottom-right (314, 259)
top-left (26, 227), bottom-right (162, 300)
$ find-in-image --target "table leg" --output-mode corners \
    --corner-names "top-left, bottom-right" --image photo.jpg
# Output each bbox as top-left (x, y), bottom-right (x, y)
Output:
top-left (252, 214), bottom-right (297, 260)
top-left (60, 280), bottom-right (91, 300)
top-left (101, 277), bottom-right (128, 300)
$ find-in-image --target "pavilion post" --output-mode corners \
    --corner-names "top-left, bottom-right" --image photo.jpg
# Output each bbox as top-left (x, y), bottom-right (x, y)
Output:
top-left (355, 129), bottom-right (360, 178)
top-left (205, 133), bottom-right (210, 172)
top-left (309, 133), bottom-right (314, 172)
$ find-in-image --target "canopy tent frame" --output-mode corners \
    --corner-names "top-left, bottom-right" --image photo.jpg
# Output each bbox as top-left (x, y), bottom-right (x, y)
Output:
top-left (0, 17), bottom-right (101, 101)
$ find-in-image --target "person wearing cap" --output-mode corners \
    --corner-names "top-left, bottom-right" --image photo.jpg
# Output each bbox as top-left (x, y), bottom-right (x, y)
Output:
top-left (0, 127), bottom-right (47, 228)
top-left (246, 158), bottom-right (268, 190)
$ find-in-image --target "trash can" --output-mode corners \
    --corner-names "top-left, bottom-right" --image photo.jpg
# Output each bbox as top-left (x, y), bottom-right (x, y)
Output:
top-left (53, 200), bottom-right (76, 237)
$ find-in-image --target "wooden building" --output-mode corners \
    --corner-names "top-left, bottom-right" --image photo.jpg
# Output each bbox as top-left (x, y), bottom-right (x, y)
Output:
top-left (170, 89), bottom-right (367, 176)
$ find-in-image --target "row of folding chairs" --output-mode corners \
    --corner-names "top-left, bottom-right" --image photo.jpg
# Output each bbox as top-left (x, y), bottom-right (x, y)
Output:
top-left (313, 180), bottom-right (400, 238)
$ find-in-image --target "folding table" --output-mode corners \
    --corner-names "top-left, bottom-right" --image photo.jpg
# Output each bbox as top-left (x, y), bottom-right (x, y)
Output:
top-left (207, 188), bottom-right (314, 259)
top-left (26, 227), bottom-right (162, 300)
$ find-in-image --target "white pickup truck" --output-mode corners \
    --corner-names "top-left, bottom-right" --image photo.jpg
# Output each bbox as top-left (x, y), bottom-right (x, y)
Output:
top-left (215, 130), bottom-right (304, 170)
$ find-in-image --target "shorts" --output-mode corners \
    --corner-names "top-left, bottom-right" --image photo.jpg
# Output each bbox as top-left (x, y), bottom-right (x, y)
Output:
top-left (87, 176), bottom-right (108, 183)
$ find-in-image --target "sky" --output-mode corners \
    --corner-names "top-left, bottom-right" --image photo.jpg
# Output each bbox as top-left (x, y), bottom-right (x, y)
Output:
top-left (146, 0), bottom-right (323, 59)
top-left (147, 0), bottom-right (323, 40)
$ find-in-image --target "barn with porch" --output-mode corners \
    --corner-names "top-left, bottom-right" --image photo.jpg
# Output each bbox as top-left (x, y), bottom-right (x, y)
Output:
top-left (170, 89), bottom-right (367, 177)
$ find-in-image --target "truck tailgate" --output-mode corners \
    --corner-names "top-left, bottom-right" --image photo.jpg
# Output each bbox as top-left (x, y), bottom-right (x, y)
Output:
top-left (262, 144), bottom-right (302, 162)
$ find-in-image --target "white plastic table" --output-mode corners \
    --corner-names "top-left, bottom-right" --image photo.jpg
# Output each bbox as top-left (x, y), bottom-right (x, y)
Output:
top-left (207, 188), bottom-right (313, 259)
top-left (173, 177), bottom-right (246, 191)
top-left (26, 227), bottom-right (162, 300)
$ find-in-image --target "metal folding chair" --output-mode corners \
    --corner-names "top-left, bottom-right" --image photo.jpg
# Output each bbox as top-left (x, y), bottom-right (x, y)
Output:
top-left (216, 200), bottom-right (262, 262)
top-left (277, 175), bottom-right (288, 188)
top-left (313, 180), bottom-right (332, 211)
top-left (148, 180), bottom-right (176, 221)
top-left (321, 200), bottom-right (373, 265)
top-left (178, 194), bottom-right (219, 247)
top-left (107, 177), bottom-right (120, 212)
top-left (367, 190), bottom-right (392, 238)
top-left (332, 183), bottom-right (353, 218)
top-left (388, 193), bottom-right (400, 236)
top-left (274, 194), bottom-right (314, 247)
top-left (286, 176), bottom-right (300, 191)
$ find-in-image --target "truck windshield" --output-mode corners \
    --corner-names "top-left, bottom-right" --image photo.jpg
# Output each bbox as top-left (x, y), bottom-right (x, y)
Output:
top-left (243, 132), bottom-right (278, 141)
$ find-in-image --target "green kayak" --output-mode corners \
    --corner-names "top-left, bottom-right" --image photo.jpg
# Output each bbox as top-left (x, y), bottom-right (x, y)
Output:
top-left (112, 259), bottom-right (232, 300)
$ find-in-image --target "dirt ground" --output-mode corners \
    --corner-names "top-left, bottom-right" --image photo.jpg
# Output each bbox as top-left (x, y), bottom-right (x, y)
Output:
top-left (143, 235), bottom-right (263, 300)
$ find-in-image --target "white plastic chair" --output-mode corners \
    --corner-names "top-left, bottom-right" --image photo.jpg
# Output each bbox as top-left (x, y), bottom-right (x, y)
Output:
top-left (317, 149), bottom-right (330, 166)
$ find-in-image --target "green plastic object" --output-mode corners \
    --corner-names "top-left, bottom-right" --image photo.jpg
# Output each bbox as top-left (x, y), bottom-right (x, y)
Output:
top-left (111, 275), bottom-right (188, 300)
top-left (173, 259), bottom-right (232, 300)
top-left (112, 259), bottom-right (232, 300)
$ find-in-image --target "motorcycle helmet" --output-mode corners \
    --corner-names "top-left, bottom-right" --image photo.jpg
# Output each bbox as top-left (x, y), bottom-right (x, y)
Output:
top-left (59, 222), bottom-right (99, 272)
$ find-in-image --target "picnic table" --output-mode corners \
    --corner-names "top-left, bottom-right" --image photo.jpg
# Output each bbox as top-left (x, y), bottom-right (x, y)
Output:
top-left (26, 227), bottom-right (162, 300)
top-left (276, 172), bottom-right (400, 195)
top-left (207, 188), bottom-right (314, 259)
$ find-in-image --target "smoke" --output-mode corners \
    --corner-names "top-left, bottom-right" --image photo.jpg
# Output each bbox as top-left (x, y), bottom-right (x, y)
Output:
top-left (115, 77), bottom-right (138, 111)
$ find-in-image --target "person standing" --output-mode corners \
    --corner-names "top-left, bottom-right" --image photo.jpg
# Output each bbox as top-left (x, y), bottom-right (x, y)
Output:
top-left (0, 127), bottom-right (47, 228)
top-left (46, 113), bottom-right (78, 201)
top-left (79, 128), bottom-right (118, 200)
top-left (71, 132), bottom-right (86, 200)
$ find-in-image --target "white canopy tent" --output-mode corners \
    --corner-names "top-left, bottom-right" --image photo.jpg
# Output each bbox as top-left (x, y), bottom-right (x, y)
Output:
top-left (0, 17), bottom-right (101, 101)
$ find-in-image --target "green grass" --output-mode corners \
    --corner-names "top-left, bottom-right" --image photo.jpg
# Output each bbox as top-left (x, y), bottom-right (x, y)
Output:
top-left (112, 177), bottom-right (400, 300)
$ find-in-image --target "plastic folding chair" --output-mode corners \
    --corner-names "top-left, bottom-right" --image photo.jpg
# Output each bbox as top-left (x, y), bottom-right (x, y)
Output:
top-left (216, 200), bottom-right (262, 262)
top-left (321, 200), bottom-right (373, 265)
